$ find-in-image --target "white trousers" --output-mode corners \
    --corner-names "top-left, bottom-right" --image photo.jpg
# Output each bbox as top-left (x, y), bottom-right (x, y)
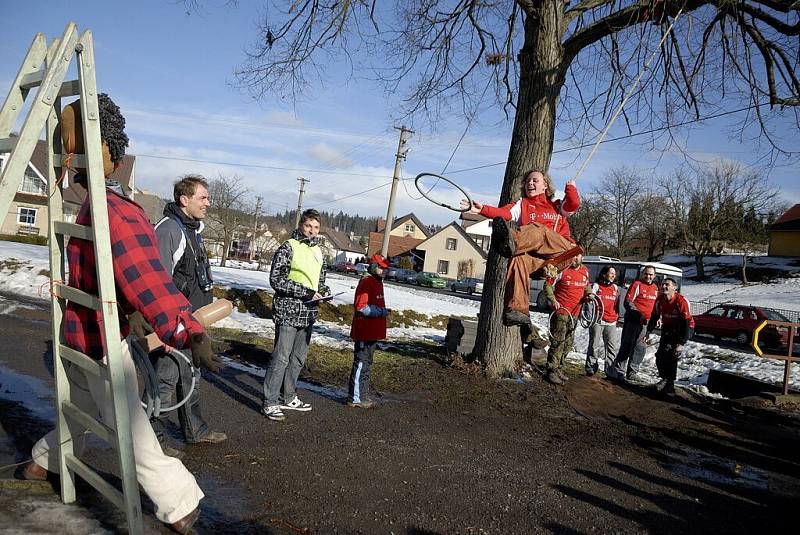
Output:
top-left (31, 339), bottom-right (204, 523)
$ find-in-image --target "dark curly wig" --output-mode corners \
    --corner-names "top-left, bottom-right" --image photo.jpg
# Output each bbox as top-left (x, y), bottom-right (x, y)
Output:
top-left (97, 93), bottom-right (129, 163)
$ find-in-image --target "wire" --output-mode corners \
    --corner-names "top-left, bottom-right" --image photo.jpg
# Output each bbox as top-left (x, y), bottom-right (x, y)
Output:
top-left (136, 153), bottom-right (393, 179)
top-left (569, 5), bottom-right (687, 182)
top-left (445, 102), bottom-right (773, 175)
top-left (315, 181), bottom-right (394, 206)
top-left (0, 430), bottom-right (92, 473)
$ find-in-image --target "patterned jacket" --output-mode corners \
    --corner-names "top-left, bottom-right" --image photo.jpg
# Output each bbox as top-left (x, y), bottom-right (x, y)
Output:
top-left (269, 229), bottom-right (329, 327)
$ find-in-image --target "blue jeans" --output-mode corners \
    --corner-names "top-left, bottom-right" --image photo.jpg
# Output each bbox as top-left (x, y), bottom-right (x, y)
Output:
top-left (349, 341), bottom-right (376, 403)
top-left (263, 323), bottom-right (313, 406)
top-left (150, 349), bottom-right (209, 444)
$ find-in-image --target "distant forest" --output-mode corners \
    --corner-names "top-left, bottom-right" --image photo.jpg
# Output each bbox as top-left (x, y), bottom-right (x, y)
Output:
top-left (267, 209), bottom-right (380, 236)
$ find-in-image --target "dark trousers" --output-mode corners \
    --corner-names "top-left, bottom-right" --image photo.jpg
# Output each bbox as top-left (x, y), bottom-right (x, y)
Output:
top-left (655, 331), bottom-right (691, 382)
top-left (613, 312), bottom-right (646, 377)
top-left (150, 349), bottom-right (209, 445)
top-left (349, 341), bottom-right (376, 403)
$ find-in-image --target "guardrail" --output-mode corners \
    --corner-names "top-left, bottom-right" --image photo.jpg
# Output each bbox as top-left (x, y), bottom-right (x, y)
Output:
top-left (751, 320), bottom-right (799, 396)
top-left (690, 300), bottom-right (799, 324)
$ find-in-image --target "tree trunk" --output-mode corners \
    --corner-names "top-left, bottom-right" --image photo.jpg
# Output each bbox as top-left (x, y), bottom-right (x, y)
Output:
top-left (741, 254), bottom-right (748, 285)
top-left (472, 5), bottom-right (567, 378)
top-left (694, 254), bottom-right (705, 280)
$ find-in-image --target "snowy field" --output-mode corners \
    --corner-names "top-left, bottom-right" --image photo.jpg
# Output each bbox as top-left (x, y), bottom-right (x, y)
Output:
top-left (2, 240), bottom-right (799, 393)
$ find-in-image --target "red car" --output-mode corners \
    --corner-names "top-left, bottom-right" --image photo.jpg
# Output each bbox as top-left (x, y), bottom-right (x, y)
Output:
top-left (334, 262), bottom-right (356, 274)
top-left (693, 304), bottom-right (790, 348)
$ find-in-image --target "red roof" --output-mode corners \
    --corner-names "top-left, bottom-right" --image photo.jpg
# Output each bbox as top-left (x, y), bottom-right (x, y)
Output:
top-left (771, 204), bottom-right (800, 231)
top-left (366, 231), bottom-right (424, 257)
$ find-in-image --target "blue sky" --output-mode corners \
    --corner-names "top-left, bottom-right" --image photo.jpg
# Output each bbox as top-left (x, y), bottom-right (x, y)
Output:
top-left (2, 1), bottom-right (798, 226)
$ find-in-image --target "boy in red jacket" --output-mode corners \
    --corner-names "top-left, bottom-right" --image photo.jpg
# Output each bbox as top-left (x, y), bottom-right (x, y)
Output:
top-left (348, 254), bottom-right (391, 408)
top-left (462, 169), bottom-right (583, 327)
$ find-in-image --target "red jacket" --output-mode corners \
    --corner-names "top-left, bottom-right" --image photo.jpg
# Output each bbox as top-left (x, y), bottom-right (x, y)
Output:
top-left (350, 275), bottom-right (387, 342)
top-left (479, 183), bottom-right (580, 240)
top-left (648, 292), bottom-right (693, 343)
top-left (625, 280), bottom-right (659, 322)
top-left (551, 265), bottom-right (590, 317)
top-left (592, 281), bottom-right (620, 324)
top-left (64, 188), bottom-right (203, 359)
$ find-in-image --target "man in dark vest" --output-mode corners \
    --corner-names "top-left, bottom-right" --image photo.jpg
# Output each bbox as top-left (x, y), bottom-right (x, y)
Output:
top-left (148, 175), bottom-right (227, 451)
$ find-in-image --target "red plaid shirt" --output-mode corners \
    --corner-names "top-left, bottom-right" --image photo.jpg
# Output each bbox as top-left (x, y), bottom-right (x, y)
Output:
top-left (63, 188), bottom-right (203, 359)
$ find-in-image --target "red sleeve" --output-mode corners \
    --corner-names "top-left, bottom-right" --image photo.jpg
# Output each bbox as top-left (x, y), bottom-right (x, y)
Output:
top-left (680, 296), bottom-right (693, 319)
top-left (625, 281), bottom-right (639, 303)
top-left (479, 202), bottom-right (516, 220)
top-left (561, 183), bottom-right (580, 214)
top-left (353, 278), bottom-right (370, 311)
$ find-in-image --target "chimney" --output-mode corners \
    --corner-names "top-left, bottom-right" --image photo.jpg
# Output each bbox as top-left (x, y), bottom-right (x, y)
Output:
top-left (349, 231), bottom-right (354, 242)
top-left (377, 218), bottom-right (386, 232)
top-left (334, 226), bottom-right (339, 232)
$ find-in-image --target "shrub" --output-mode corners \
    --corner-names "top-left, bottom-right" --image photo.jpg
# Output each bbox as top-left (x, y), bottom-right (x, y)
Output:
top-left (0, 234), bottom-right (47, 246)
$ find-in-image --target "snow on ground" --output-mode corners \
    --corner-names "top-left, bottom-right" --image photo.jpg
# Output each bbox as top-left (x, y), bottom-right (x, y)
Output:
top-left (1, 239), bottom-right (798, 392)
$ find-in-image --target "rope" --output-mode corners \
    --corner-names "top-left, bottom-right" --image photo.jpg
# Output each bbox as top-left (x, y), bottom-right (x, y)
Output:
top-left (569, 3), bottom-right (687, 182)
top-left (579, 294), bottom-right (604, 329)
top-left (131, 338), bottom-right (198, 418)
top-left (0, 430), bottom-right (92, 473)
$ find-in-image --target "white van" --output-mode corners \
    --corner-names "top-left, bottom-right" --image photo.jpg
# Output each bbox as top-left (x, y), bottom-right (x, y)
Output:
top-left (529, 255), bottom-right (683, 316)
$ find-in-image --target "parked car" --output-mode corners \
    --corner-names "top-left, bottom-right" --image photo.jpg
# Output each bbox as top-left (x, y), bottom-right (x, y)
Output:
top-left (389, 268), bottom-right (417, 283)
top-left (450, 277), bottom-right (484, 295)
top-left (693, 304), bottom-right (790, 348)
top-left (386, 267), bottom-right (400, 280)
top-left (416, 272), bottom-right (447, 289)
top-left (334, 261), bottom-right (356, 274)
top-left (355, 263), bottom-right (369, 276)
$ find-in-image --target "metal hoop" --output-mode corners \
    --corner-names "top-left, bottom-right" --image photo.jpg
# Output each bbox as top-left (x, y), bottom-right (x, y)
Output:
top-left (414, 172), bottom-right (472, 212)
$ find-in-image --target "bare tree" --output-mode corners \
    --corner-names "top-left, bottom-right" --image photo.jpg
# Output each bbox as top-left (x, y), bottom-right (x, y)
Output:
top-left (206, 174), bottom-right (251, 268)
top-left (216, 1), bottom-right (799, 376)
top-left (637, 189), bottom-right (671, 260)
top-left (569, 195), bottom-right (606, 253)
top-left (662, 162), bottom-right (778, 279)
top-left (593, 167), bottom-right (645, 258)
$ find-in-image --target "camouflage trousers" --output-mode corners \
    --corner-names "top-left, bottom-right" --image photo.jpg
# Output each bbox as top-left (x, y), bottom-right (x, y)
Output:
top-left (547, 312), bottom-right (577, 371)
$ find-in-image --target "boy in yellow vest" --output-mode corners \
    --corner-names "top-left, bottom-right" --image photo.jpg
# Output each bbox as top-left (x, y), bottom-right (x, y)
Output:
top-left (263, 209), bottom-right (330, 421)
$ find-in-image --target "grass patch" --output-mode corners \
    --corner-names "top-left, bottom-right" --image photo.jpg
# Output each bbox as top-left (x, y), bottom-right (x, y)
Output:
top-left (0, 234), bottom-right (47, 246)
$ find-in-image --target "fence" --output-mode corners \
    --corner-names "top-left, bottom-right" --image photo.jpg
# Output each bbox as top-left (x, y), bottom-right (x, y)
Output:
top-left (689, 300), bottom-right (799, 323)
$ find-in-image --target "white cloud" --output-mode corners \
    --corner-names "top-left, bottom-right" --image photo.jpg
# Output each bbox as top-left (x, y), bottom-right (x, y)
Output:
top-left (306, 143), bottom-right (354, 168)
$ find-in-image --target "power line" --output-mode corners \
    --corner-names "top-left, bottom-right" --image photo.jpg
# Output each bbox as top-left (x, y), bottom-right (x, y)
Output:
top-left (447, 102), bottom-right (772, 175)
top-left (315, 181), bottom-right (394, 206)
top-left (136, 153), bottom-right (393, 179)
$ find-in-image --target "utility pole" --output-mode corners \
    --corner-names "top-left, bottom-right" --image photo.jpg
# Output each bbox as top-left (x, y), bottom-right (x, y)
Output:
top-left (294, 177), bottom-right (308, 228)
top-left (251, 196), bottom-right (262, 262)
top-left (381, 126), bottom-right (413, 258)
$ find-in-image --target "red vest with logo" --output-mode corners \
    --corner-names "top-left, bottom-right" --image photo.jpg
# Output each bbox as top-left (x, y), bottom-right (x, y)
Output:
top-left (553, 265), bottom-right (590, 317)
top-left (625, 280), bottom-right (659, 321)
top-left (592, 281), bottom-right (620, 323)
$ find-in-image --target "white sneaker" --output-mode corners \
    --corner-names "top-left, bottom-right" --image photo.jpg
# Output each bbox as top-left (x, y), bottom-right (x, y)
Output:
top-left (262, 405), bottom-right (285, 421)
top-left (654, 379), bottom-right (668, 392)
top-left (280, 396), bottom-right (312, 412)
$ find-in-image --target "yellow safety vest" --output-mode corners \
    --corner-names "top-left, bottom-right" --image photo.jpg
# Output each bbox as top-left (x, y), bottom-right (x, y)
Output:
top-left (287, 238), bottom-right (322, 291)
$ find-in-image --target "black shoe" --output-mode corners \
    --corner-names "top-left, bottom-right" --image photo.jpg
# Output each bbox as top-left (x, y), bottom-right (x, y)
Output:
top-left (491, 217), bottom-right (516, 257)
top-left (504, 310), bottom-right (532, 327)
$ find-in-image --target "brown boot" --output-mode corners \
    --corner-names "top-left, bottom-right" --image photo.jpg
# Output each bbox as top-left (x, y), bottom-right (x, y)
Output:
top-left (22, 461), bottom-right (48, 481)
top-left (169, 507), bottom-right (200, 534)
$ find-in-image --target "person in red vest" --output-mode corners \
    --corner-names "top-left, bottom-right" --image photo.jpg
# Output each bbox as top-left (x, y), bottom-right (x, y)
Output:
top-left (543, 254), bottom-right (590, 385)
top-left (645, 277), bottom-right (693, 394)
top-left (607, 265), bottom-right (659, 382)
top-left (348, 254), bottom-right (391, 408)
top-left (461, 169), bottom-right (583, 327)
top-left (585, 265), bottom-right (622, 377)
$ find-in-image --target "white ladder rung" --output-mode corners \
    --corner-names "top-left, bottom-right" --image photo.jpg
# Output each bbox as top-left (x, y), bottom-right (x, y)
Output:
top-left (54, 221), bottom-right (94, 241)
top-left (58, 80), bottom-right (80, 98)
top-left (19, 70), bottom-right (45, 90)
top-left (64, 454), bottom-right (126, 511)
top-left (62, 400), bottom-right (115, 445)
top-left (0, 137), bottom-right (19, 153)
top-left (59, 344), bottom-right (102, 377)
top-left (54, 283), bottom-right (102, 311)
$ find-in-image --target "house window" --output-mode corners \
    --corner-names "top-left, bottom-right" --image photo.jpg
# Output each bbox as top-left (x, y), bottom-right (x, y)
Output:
top-left (437, 259), bottom-right (449, 274)
top-left (404, 223), bottom-right (416, 233)
top-left (473, 235), bottom-right (489, 251)
top-left (20, 168), bottom-right (47, 196)
top-left (18, 207), bottom-right (37, 226)
top-left (446, 238), bottom-right (457, 250)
